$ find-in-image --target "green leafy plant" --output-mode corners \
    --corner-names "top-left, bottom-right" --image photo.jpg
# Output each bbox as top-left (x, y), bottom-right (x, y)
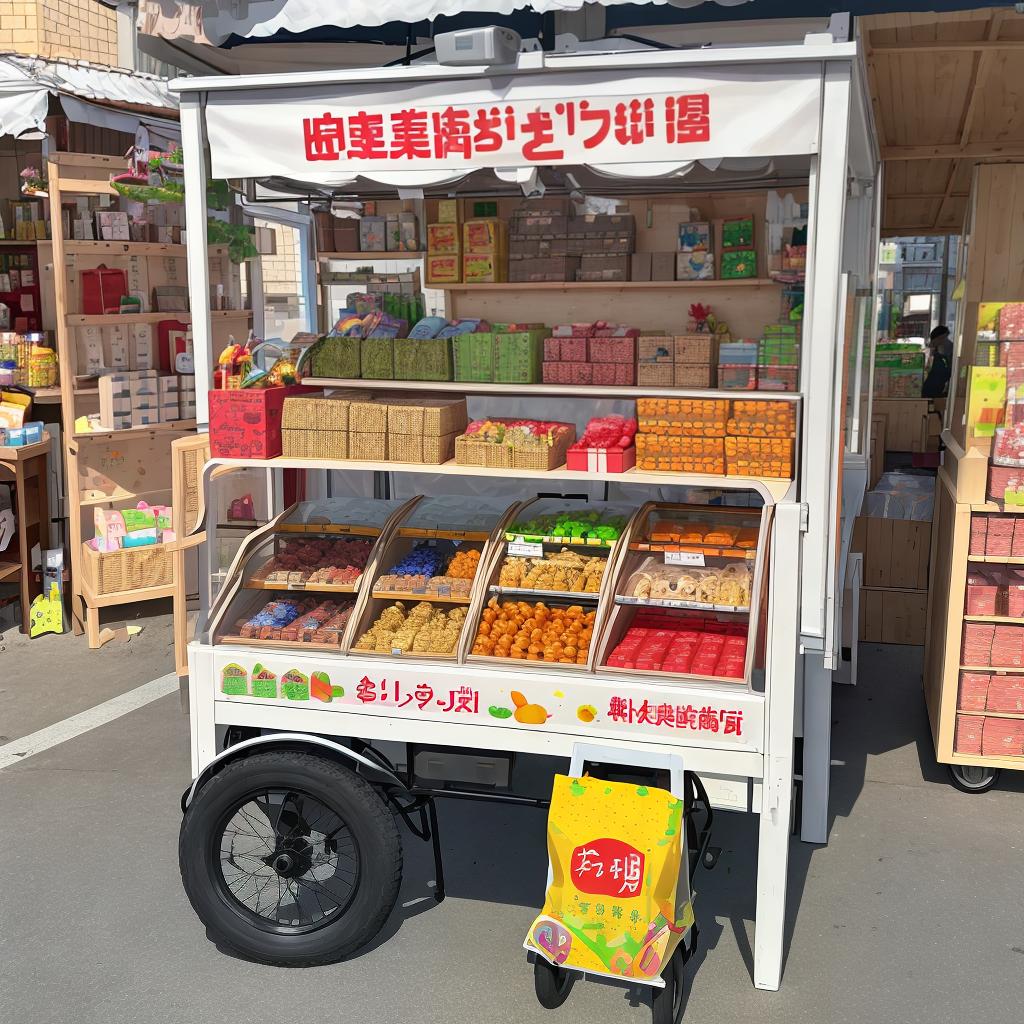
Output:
top-left (206, 219), bottom-right (258, 264)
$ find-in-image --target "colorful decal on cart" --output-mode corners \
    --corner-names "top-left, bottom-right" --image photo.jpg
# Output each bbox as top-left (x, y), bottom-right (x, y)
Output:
top-left (281, 669), bottom-right (310, 701)
top-left (511, 690), bottom-right (549, 725)
top-left (251, 664), bottom-right (278, 699)
top-left (526, 775), bottom-right (692, 983)
top-left (221, 663), bottom-right (248, 696)
top-left (213, 658), bottom-right (751, 744)
top-left (311, 670), bottom-right (333, 703)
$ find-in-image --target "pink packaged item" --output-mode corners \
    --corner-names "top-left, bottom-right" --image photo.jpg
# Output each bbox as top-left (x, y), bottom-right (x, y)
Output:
top-left (592, 362), bottom-right (635, 386)
top-left (991, 624), bottom-right (1024, 667)
top-left (958, 672), bottom-right (991, 711)
top-left (1013, 519), bottom-right (1024, 556)
top-left (982, 716), bottom-right (1024, 757)
top-left (962, 621), bottom-right (995, 665)
top-left (999, 303), bottom-right (1024, 341)
top-left (966, 570), bottom-right (999, 616)
top-left (588, 336), bottom-right (636, 363)
top-left (551, 323), bottom-right (596, 337)
top-left (987, 674), bottom-right (1024, 712)
top-left (985, 514), bottom-right (1014, 554)
top-left (970, 514), bottom-right (988, 555)
top-left (988, 466), bottom-right (1020, 503)
top-left (954, 714), bottom-right (984, 755)
top-left (544, 337), bottom-right (586, 362)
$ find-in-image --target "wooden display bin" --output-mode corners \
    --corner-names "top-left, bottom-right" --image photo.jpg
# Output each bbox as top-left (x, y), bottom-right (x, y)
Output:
top-left (81, 542), bottom-right (173, 596)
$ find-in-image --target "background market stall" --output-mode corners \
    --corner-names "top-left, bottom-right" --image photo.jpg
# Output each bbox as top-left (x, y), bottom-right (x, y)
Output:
top-left (171, 29), bottom-right (878, 995)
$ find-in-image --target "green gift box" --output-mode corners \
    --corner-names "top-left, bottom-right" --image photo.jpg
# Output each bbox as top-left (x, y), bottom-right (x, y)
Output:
top-left (454, 333), bottom-right (495, 382)
top-left (394, 338), bottom-right (454, 381)
top-left (721, 249), bottom-right (757, 279)
top-left (360, 337), bottom-right (395, 379)
top-left (494, 329), bottom-right (546, 383)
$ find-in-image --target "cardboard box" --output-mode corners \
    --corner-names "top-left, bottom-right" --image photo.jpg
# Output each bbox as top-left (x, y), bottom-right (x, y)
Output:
top-left (650, 252), bottom-right (676, 281)
top-left (79, 325), bottom-right (105, 372)
top-left (463, 252), bottom-right (506, 284)
top-left (208, 385), bottom-right (311, 459)
top-left (576, 255), bottom-right (629, 282)
top-left (426, 254), bottom-right (461, 285)
top-left (333, 219), bottom-right (360, 252)
top-left (631, 252), bottom-right (652, 282)
top-left (438, 199), bottom-right (460, 224)
top-left (463, 218), bottom-right (506, 255)
top-left (129, 324), bottom-right (154, 371)
top-left (158, 402), bottom-right (181, 423)
top-left (677, 250), bottom-right (716, 281)
top-left (427, 223), bottom-right (461, 254)
top-left (637, 336), bottom-right (674, 363)
top-left (103, 324), bottom-right (129, 369)
top-left (359, 216), bottom-right (387, 251)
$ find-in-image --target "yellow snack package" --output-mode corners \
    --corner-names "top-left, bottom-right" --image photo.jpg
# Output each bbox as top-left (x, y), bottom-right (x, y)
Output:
top-left (525, 774), bottom-right (693, 983)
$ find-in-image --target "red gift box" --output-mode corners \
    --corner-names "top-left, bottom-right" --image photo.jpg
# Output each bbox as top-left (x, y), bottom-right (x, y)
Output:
top-left (988, 466), bottom-right (1021, 503)
top-left (954, 714), bottom-right (984, 755)
top-left (958, 672), bottom-right (991, 711)
top-left (970, 514), bottom-right (988, 555)
top-left (962, 622), bottom-right (995, 666)
top-left (544, 337), bottom-right (587, 362)
top-left (987, 674), bottom-right (1024, 712)
top-left (999, 303), bottom-right (1024, 341)
top-left (566, 446), bottom-right (636, 473)
top-left (81, 264), bottom-right (129, 315)
top-left (966, 571), bottom-right (999, 616)
top-left (592, 362), bottom-right (636, 386)
top-left (991, 624), bottom-right (1024, 667)
top-left (209, 385), bottom-right (313, 459)
top-left (589, 336), bottom-right (636, 363)
top-left (985, 515), bottom-right (1014, 555)
top-left (982, 716), bottom-right (1024, 756)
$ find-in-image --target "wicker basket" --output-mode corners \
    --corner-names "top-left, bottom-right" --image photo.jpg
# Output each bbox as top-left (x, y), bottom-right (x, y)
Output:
top-left (349, 400), bottom-right (388, 433)
top-left (389, 430), bottom-right (458, 465)
top-left (454, 429), bottom-right (575, 471)
top-left (349, 431), bottom-right (388, 461)
top-left (387, 397), bottom-right (467, 437)
top-left (81, 542), bottom-right (173, 596)
top-left (282, 394), bottom-right (353, 431)
top-left (282, 428), bottom-right (348, 459)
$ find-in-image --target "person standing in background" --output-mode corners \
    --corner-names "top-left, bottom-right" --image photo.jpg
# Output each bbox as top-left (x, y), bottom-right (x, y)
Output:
top-left (922, 325), bottom-right (952, 398)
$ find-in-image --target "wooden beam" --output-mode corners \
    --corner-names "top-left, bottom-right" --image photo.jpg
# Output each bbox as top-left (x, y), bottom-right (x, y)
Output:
top-left (870, 38), bottom-right (1024, 54)
top-left (889, 192), bottom-right (970, 200)
top-left (959, 10), bottom-right (1006, 148)
top-left (882, 142), bottom-right (1024, 161)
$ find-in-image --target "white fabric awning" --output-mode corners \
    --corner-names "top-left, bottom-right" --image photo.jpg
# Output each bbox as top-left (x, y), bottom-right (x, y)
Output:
top-left (0, 53), bottom-right (178, 140)
top-left (138, 0), bottom-right (750, 44)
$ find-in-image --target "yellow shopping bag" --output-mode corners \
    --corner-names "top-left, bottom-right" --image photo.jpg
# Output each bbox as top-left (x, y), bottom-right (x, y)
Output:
top-left (525, 774), bottom-right (694, 983)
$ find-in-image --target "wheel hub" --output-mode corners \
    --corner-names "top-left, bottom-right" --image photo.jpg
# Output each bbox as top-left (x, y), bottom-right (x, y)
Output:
top-left (265, 836), bottom-right (313, 878)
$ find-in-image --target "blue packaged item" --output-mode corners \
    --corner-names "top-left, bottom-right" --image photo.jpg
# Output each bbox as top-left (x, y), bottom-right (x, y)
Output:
top-left (4, 428), bottom-right (27, 447)
top-left (407, 316), bottom-right (449, 340)
top-left (436, 318), bottom-right (485, 339)
top-left (21, 421), bottom-right (44, 444)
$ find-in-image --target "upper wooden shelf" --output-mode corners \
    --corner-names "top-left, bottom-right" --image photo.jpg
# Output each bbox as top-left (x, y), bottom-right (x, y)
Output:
top-left (319, 251), bottom-right (424, 261)
top-left (63, 241), bottom-right (230, 257)
top-left (442, 278), bottom-right (780, 293)
top-left (66, 310), bottom-right (251, 326)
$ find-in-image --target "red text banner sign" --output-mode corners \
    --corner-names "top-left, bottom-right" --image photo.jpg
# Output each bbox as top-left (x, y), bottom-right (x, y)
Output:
top-left (205, 65), bottom-right (822, 183)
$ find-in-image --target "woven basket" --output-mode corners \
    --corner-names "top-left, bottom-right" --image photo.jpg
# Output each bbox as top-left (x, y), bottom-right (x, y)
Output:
top-left (511, 430), bottom-right (575, 470)
top-left (455, 434), bottom-right (492, 467)
top-left (282, 428), bottom-right (348, 459)
top-left (387, 397), bottom-right (467, 437)
top-left (283, 394), bottom-right (352, 431)
top-left (82, 543), bottom-right (173, 596)
top-left (349, 431), bottom-right (387, 461)
top-left (389, 431), bottom-right (458, 465)
top-left (349, 400), bottom-right (388, 433)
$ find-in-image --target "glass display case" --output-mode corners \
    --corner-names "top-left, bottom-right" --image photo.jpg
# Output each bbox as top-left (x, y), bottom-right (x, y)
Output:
top-left (207, 497), bottom-right (411, 650)
top-left (348, 496), bottom-right (517, 661)
top-left (594, 502), bottom-right (770, 688)
top-left (467, 498), bottom-right (638, 671)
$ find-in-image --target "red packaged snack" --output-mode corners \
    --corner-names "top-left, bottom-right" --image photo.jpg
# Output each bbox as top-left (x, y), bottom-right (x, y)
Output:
top-left (958, 672), bottom-right (991, 711)
top-left (982, 716), bottom-right (1024, 756)
top-left (954, 714), bottom-right (983, 755)
top-left (987, 674), bottom-right (1024, 712)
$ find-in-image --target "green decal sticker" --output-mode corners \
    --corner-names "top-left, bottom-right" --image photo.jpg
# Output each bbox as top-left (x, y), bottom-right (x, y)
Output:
top-left (281, 669), bottom-right (310, 701)
top-left (331, 685), bottom-right (345, 697)
top-left (251, 663), bottom-right (277, 698)
top-left (488, 705), bottom-right (513, 719)
top-left (636, 786), bottom-right (649, 797)
top-left (221, 663), bottom-right (248, 696)
top-left (570, 779), bottom-right (587, 797)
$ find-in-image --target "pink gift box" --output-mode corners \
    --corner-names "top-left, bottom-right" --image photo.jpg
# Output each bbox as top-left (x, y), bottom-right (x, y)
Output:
top-left (982, 716), bottom-right (1024, 756)
top-left (591, 361), bottom-right (635, 386)
top-left (999, 303), bottom-right (1024, 341)
top-left (987, 674), bottom-right (1024, 712)
top-left (966, 572), bottom-right (999, 616)
top-left (958, 672), bottom-right (991, 711)
top-left (962, 622), bottom-right (995, 665)
top-left (954, 714), bottom-right (984, 755)
top-left (589, 336), bottom-right (636, 363)
top-left (992, 624), bottom-right (1024, 667)
top-left (970, 515), bottom-right (989, 555)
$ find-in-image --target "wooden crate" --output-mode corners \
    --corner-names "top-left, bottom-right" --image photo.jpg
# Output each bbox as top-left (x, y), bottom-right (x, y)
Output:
top-left (859, 586), bottom-right (928, 645)
top-left (852, 516), bottom-right (932, 590)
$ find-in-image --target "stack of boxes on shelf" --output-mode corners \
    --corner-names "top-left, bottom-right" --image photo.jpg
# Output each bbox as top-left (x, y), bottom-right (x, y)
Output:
top-left (572, 214), bottom-right (636, 282)
top-left (426, 202), bottom-right (462, 285)
top-left (463, 217), bottom-right (508, 284)
top-left (279, 392), bottom-right (468, 465)
top-left (675, 220), bottom-right (714, 281)
top-left (508, 202), bottom-right (575, 282)
top-left (7, 200), bottom-right (48, 241)
top-left (92, 501), bottom-right (173, 553)
top-left (97, 369), bottom-right (194, 429)
top-left (719, 217), bottom-right (758, 279)
top-left (758, 323), bottom-right (800, 392)
top-left (314, 204), bottom-right (420, 254)
top-left (633, 398), bottom-right (795, 478)
top-left (637, 333), bottom-right (717, 388)
top-left (542, 324), bottom-right (637, 386)
top-left (717, 340), bottom-right (759, 391)
top-left (874, 342), bottom-right (925, 398)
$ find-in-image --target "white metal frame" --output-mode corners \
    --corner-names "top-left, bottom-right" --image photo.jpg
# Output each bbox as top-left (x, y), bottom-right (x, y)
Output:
top-left (172, 37), bottom-right (877, 993)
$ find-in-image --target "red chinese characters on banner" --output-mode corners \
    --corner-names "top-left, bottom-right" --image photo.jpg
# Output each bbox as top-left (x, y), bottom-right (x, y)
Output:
top-left (355, 676), bottom-right (480, 716)
top-left (301, 94), bottom-right (711, 164)
top-left (606, 697), bottom-right (743, 737)
top-left (571, 838), bottom-right (646, 897)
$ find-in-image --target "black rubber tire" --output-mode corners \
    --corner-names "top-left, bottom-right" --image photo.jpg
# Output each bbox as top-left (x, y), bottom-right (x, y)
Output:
top-left (179, 750), bottom-right (402, 966)
top-left (650, 946), bottom-right (687, 1024)
top-left (534, 957), bottom-right (575, 1009)
top-left (948, 764), bottom-right (1001, 794)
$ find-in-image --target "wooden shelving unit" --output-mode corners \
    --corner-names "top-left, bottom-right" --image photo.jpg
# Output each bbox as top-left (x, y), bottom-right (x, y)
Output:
top-left (46, 152), bottom-right (250, 646)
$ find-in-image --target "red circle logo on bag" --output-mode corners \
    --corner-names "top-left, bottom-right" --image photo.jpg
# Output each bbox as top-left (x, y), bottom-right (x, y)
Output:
top-left (570, 838), bottom-right (646, 898)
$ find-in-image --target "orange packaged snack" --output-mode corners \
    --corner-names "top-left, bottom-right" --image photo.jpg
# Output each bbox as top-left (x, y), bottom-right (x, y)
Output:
top-left (735, 527), bottom-right (760, 549)
top-left (724, 436), bottom-right (793, 478)
top-left (471, 596), bottom-right (596, 665)
top-left (727, 399), bottom-right (796, 438)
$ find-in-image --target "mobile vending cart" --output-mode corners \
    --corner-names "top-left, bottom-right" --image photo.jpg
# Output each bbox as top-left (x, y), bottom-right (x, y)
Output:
top-left (172, 32), bottom-right (878, 1000)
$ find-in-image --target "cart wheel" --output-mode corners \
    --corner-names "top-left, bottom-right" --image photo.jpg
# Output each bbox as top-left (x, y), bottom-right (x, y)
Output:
top-left (948, 764), bottom-right (1001, 793)
top-left (534, 956), bottom-right (575, 1009)
top-left (179, 750), bottom-right (402, 966)
top-left (650, 946), bottom-right (687, 1024)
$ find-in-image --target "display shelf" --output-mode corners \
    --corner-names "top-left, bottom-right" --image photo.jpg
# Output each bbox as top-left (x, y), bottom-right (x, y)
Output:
top-left (972, 502), bottom-right (1024, 515)
top-left (245, 580), bottom-right (360, 594)
top-left (489, 585), bottom-right (601, 602)
top-left (219, 636), bottom-right (343, 652)
top-left (442, 278), bottom-right (780, 292)
top-left (955, 708), bottom-right (1024, 720)
top-left (960, 664), bottom-right (1024, 673)
top-left (0, 239), bottom-right (38, 247)
top-left (319, 251), bottom-right (424, 261)
top-left (372, 591), bottom-right (472, 604)
top-left (628, 541), bottom-right (756, 561)
top-left (66, 310), bottom-right (251, 327)
top-left (967, 554), bottom-right (1024, 565)
top-left (963, 614), bottom-right (1024, 624)
top-left (949, 750), bottom-right (1024, 769)
top-left (73, 419), bottom-right (197, 441)
top-left (81, 578), bottom-right (175, 609)
top-left (301, 376), bottom-right (802, 403)
top-left (615, 594), bottom-right (751, 614)
top-left (205, 454), bottom-right (793, 503)
top-left (63, 240), bottom-right (230, 257)
top-left (0, 561), bottom-right (21, 583)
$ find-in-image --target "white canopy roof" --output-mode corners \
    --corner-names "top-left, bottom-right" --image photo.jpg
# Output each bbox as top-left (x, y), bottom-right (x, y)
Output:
top-left (138, 0), bottom-right (750, 44)
top-left (0, 53), bottom-right (178, 140)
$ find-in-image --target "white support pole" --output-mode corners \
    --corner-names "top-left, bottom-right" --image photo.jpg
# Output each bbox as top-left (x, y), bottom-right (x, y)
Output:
top-left (180, 93), bottom-right (213, 428)
top-left (187, 646), bottom-right (217, 778)
top-left (754, 500), bottom-right (801, 991)
top-left (798, 64), bottom-right (852, 844)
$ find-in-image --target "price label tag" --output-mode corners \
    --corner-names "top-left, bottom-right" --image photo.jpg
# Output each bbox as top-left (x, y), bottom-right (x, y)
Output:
top-left (508, 541), bottom-right (544, 557)
top-left (391, 646), bottom-right (403, 656)
top-left (665, 550), bottom-right (706, 567)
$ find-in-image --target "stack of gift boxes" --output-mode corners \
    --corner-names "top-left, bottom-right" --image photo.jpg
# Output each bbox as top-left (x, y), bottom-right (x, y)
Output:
top-left (98, 370), bottom-right (194, 429)
top-left (542, 324), bottom-right (637, 386)
top-left (634, 397), bottom-right (795, 478)
top-left (636, 334), bottom-right (716, 388)
top-left (508, 202), bottom-right (576, 283)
